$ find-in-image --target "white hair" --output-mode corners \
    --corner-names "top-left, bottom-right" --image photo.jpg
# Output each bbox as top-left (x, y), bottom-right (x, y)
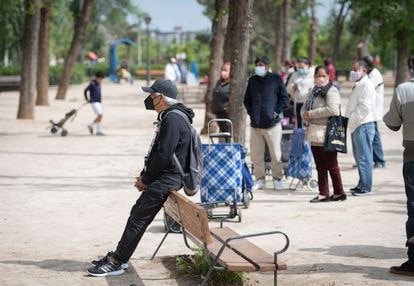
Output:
top-left (163, 95), bottom-right (179, 106)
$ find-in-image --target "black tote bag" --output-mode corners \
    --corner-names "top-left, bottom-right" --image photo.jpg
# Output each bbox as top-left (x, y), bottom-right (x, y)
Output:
top-left (324, 109), bottom-right (348, 153)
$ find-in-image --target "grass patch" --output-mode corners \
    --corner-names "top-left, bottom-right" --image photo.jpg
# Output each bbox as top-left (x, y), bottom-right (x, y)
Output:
top-left (175, 247), bottom-right (247, 286)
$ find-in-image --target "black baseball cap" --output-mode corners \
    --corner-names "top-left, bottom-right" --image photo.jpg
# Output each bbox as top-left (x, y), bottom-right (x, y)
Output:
top-left (141, 79), bottom-right (178, 99)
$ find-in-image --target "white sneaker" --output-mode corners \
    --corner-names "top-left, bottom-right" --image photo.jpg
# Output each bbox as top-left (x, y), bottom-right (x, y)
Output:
top-left (253, 179), bottom-right (266, 190)
top-left (273, 179), bottom-right (283, 191)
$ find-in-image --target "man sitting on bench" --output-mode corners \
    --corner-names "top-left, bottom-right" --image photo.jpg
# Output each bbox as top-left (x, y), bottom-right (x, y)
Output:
top-left (87, 79), bottom-right (194, 277)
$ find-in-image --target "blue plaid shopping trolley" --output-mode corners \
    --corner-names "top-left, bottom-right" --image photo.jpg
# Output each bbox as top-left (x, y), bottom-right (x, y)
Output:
top-left (200, 119), bottom-right (253, 223)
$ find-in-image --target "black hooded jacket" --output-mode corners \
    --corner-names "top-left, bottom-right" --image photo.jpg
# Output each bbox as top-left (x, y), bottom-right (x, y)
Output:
top-left (141, 103), bottom-right (195, 186)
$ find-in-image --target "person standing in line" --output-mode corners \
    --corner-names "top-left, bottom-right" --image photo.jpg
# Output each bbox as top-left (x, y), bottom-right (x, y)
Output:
top-left (345, 61), bottom-right (376, 196)
top-left (324, 58), bottom-right (337, 82)
top-left (287, 57), bottom-right (314, 128)
top-left (244, 56), bottom-right (289, 191)
top-left (84, 71), bottom-right (105, 136)
top-left (212, 62), bottom-right (231, 133)
top-left (302, 65), bottom-right (346, 203)
top-left (363, 55), bottom-right (386, 168)
top-left (87, 80), bottom-right (194, 277)
top-left (385, 60), bottom-right (414, 276)
top-left (164, 57), bottom-right (181, 83)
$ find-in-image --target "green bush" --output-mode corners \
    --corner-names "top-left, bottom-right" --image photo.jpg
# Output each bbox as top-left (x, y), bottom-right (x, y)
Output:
top-left (0, 66), bottom-right (20, 76)
top-left (175, 247), bottom-right (247, 285)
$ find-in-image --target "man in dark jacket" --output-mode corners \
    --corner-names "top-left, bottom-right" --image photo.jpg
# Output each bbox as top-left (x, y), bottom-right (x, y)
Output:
top-left (87, 79), bottom-right (194, 277)
top-left (244, 56), bottom-right (289, 191)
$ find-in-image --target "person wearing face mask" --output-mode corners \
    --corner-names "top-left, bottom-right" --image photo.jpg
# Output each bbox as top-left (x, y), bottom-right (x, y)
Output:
top-left (301, 65), bottom-right (346, 203)
top-left (87, 79), bottom-right (195, 277)
top-left (287, 57), bottom-right (315, 128)
top-left (280, 60), bottom-right (295, 84)
top-left (345, 61), bottom-right (376, 196)
top-left (362, 55), bottom-right (386, 169)
top-left (244, 56), bottom-right (289, 191)
top-left (385, 57), bottom-right (414, 276)
top-left (212, 62), bottom-right (231, 132)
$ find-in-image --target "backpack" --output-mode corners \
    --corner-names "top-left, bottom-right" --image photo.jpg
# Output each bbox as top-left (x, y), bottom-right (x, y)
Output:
top-left (168, 110), bottom-right (203, 196)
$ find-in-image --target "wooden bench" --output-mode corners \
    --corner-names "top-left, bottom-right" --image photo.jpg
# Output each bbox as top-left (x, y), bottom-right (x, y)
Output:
top-left (0, 75), bottom-right (21, 92)
top-left (152, 191), bottom-right (289, 286)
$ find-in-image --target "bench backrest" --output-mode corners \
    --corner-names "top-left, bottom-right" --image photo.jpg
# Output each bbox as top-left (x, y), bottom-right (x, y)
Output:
top-left (164, 191), bottom-right (212, 245)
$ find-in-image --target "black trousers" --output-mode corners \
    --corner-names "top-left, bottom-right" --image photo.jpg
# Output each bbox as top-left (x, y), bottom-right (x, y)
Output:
top-left (113, 176), bottom-right (181, 263)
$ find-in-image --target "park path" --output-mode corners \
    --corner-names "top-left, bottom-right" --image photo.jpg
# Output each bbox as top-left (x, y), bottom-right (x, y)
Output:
top-left (0, 80), bottom-right (412, 285)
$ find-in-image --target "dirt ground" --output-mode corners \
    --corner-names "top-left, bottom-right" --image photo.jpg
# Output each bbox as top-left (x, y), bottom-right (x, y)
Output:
top-left (0, 79), bottom-right (413, 286)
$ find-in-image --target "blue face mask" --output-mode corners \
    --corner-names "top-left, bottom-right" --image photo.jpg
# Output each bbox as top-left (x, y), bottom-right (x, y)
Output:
top-left (298, 68), bottom-right (308, 76)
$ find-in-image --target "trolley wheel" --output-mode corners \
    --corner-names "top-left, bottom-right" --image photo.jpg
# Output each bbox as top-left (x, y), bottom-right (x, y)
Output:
top-left (307, 178), bottom-right (318, 191)
top-left (51, 127), bottom-right (58, 134)
top-left (61, 129), bottom-right (68, 137)
top-left (243, 190), bottom-right (251, 209)
top-left (237, 208), bottom-right (242, 223)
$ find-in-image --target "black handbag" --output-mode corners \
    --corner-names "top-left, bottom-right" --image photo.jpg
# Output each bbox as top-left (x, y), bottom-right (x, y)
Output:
top-left (324, 109), bottom-right (348, 153)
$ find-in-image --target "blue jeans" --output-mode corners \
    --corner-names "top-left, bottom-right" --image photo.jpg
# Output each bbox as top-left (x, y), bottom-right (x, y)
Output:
top-left (404, 161), bottom-right (414, 263)
top-left (373, 121), bottom-right (386, 165)
top-left (351, 122), bottom-right (375, 191)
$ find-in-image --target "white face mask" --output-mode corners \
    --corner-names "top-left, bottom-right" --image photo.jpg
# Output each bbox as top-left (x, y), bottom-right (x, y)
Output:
top-left (350, 70), bottom-right (362, 82)
top-left (287, 67), bottom-right (295, 74)
top-left (255, 66), bottom-right (266, 77)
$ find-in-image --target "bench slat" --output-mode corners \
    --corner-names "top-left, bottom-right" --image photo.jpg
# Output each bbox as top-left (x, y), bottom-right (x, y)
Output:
top-left (211, 227), bottom-right (287, 271)
top-left (207, 237), bottom-right (257, 272)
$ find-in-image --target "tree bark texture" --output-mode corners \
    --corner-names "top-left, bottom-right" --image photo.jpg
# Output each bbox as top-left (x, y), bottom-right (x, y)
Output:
top-left (395, 33), bottom-right (409, 87)
top-left (200, 0), bottom-right (228, 135)
top-left (274, 3), bottom-right (283, 72)
top-left (281, 0), bottom-right (291, 62)
top-left (17, 0), bottom-right (40, 119)
top-left (55, 0), bottom-right (95, 100)
top-left (36, 0), bottom-right (51, 106)
top-left (228, 0), bottom-right (254, 145)
top-left (309, 0), bottom-right (317, 64)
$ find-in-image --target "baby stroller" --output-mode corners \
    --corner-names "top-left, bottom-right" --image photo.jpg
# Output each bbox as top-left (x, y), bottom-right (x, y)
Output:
top-left (200, 119), bottom-right (253, 224)
top-left (47, 102), bottom-right (87, 136)
top-left (287, 128), bottom-right (318, 191)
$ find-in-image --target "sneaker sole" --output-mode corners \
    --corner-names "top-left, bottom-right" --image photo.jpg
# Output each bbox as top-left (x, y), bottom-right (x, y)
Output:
top-left (91, 262), bottom-right (128, 269)
top-left (390, 269), bottom-right (414, 276)
top-left (352, 192), bottom-right (372, 196)
top-left (87, 268), bottom-right (125, 277)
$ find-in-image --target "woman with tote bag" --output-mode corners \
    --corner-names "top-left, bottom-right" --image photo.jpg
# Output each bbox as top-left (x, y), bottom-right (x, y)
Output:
top-left (301, 65), bottom-right (346, 203)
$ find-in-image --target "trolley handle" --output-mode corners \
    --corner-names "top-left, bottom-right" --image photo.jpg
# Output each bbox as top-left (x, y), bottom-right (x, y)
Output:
top-left (207, 119), bottom-right (233, 145)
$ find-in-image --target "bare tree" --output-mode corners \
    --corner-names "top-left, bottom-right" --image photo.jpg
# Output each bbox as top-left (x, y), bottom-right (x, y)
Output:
top-left (200, 0), bottom-right (229, 134)
top-left (395, 32), bottom-right (409, 87)
top-left (17, 0), bottom-right (40, 119)
top-left (228, 0), bottom-right (254, 145)
top-left (55, 0), bottom-right (95, 100)
top-left (274, 3), bottom-right (283, 71)
top-left (36, 0), bottom-right (51, 106)
top-left (308, 0), bottom-right (317, 63)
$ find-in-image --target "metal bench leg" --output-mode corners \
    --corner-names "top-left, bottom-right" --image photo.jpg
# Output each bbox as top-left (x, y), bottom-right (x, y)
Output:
top-left (274, 253), bottom-right (278, 286)
top-left (151, 231), bottom-right (170, 260)
top-left (199, 264), bottom-right (215, 286)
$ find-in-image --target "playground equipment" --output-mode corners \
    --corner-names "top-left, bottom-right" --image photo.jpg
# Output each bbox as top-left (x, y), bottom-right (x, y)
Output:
top-left (108, 38), bottom-right (133, 82)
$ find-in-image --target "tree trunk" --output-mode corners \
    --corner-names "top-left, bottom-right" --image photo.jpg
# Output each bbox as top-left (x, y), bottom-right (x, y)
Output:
top-left (281, 0), bottom-right (291, 62)
top-left (274, 4), bottom-right (283, 72)
top-left (200, 0), bottom-right (228, 135)
top-left (17, 0), bottom-right (40, 119)
top-left (332, 0), bottom-right (349, 64)
top-left (36, 0), bottom-right (51, 106)
top-left (309, 0), bottom-right (317, 64)
top-left (55, 0), bottom-right (95, 100)
top-left (222, 1), bottom-right (233, 62)
top-left (228, 0), bottom-right (254, 145)
top-left (395, 33), bottom-right (409, 87)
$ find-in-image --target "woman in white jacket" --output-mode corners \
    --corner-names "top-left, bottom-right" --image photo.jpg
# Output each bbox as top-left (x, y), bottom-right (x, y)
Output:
top-left (287, 57), bottom-right (314, 128)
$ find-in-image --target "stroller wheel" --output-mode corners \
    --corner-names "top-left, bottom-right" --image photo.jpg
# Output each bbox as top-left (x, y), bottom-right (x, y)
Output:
top-left (51, 127), bottom-right (58, 134)
top-left (61, 129), bottom-right (68, 137)
top-left (307, 178), bottom-right (319, 191)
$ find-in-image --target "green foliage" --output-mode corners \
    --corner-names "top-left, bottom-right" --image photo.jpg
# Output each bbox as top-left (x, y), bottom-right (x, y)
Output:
top-left (175, 247), bottom-right (247, 285)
